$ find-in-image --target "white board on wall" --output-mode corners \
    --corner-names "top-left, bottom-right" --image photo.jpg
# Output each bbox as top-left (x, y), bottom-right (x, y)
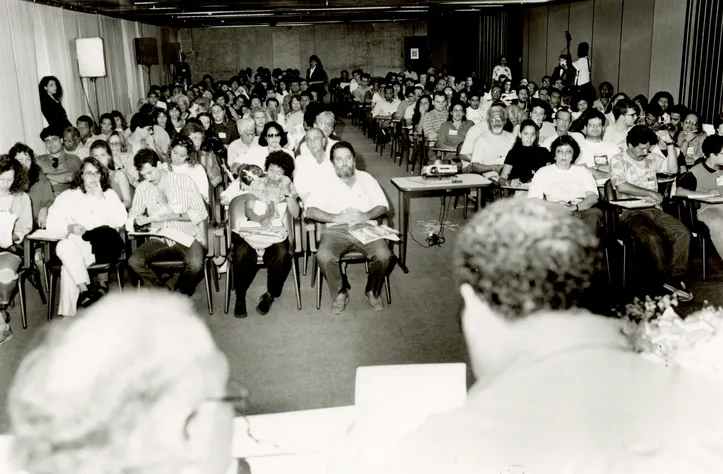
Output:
top-left (75, 37), bottom-right (106, 78)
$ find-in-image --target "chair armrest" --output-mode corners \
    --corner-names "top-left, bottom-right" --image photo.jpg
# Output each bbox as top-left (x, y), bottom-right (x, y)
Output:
top-left (22, 237), bottom-right (33, 270)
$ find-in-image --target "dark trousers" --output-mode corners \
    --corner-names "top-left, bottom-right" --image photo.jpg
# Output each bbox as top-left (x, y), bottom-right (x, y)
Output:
top-left (573, 207), bottom-right (604, 236)
top-left (621, 208), bottom-right (691, 282)
top-left (128, 239), bottom-right (206, 296)
top-left (231, 237), bottom-right (291, 301)
top-left (316, 226), bottom-right (392, 298)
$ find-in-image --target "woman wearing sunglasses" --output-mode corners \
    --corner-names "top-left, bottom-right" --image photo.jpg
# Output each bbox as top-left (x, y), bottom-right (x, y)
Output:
top-left (243, 121), bottom-right (294, 170)
top-left (45, 157), bottom-right (128, 316)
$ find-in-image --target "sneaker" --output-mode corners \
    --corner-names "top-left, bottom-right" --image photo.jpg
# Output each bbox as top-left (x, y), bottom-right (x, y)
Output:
top-left (256, 293), bottom-right (274, 315)
top-left (0, 324), bottom-right (12, 347)
top-left (663, 280), bottom-right (693, 302)
top-left (365, 291), bottom-right (384, 311)
top-left (331, 291), bottom-right (349, 314)
top-left (234, 299), bottom-right (248, 319)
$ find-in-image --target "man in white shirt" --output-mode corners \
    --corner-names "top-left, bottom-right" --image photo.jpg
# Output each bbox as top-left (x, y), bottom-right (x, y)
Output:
top-left (465, 91), bottom-right (485, 125)
top-left (297, 111), bottom-right (339, 158)
top-left (541, 108), bottom-right (584, 150)
top-left (306, 141), bottom-right (392, 314)
top-left (380, 196), bottom-right (723, 474)
top-left (603, 98), bottom-right (638, 150)
top-left (465, 106), bottom-right (515, 174)
top-left (294, 128), bottom-right (335, 203)
top-left (575, 109), bottom-right (622, 179)
top-left (229, 118), bottom-right (259, 170)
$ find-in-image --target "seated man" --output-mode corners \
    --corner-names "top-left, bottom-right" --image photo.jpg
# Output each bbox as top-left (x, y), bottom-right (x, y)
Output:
top-left (128, 149), bottom-right (208, 296)
top-left (603, 98), bottom-right (637, 150)
top-left (610, 125), bottom-right (692, 300)
top-left (36, 125), bottom-right (82, 196)
top-left (372, 85), bottom-right (401, 119)
top-left (295, 127), bottom-right (335, 203)
top-left (296, 110), bottom-right (339, 157)
top-left (575, 108), bottom-right (622, 179)
top-left (380, 196), bottom-right (723, 473)
top-left (677, 134), bottom-right (723, 259)
top-left (74, 115), bottom-right (103, 159)
top-left (420, 91), bottom-right (449, 141)
top-left (305, 141), bottom-right (392, 314)
top-left (541, 108), bottom-right (584, 150)
top-left (465, 90), bottom-right (485, 125)
top-left (464, 106), bottom-right (515, 175)
top-left (228, 117), bottom-right (258, 170)
top-left (352, 73), bottom-right (372, 103)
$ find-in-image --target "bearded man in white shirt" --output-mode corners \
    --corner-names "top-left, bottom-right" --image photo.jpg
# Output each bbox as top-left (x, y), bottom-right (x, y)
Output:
top-left (306, 142), bottom-right (392, 314)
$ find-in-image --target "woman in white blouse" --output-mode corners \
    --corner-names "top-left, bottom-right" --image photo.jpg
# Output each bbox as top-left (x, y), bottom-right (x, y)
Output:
top-left (244, 122), bottom-right (294, 168)
top-left (46, 157), bottom-right (128, 317)
top-left (164, 134), bottom-right (210, 203)
top-left (89, 140), bottom-right (133, 209)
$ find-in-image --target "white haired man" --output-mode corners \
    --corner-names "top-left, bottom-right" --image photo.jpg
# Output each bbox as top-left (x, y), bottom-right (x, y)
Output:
top-left (380, 197), bottom-right (723, 473)
top-left (8, 290), bottom-right (248, 474)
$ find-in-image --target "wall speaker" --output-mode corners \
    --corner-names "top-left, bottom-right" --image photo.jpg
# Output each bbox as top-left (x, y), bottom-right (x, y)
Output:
top-left (134, 37), bottom-right (159, 66)
top-left (75, 38), bottom-right (106, 78)
top-left (162, 42), bottom-right (181, 65)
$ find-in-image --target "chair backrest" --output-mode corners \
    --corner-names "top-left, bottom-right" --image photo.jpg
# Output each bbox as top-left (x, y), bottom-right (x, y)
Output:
top-left (604, 179), bottom-right (617, 201)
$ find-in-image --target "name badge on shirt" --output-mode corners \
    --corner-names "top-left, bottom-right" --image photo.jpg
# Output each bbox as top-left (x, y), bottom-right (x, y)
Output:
top-left (449, 129), bottom-right (458, 136)
top-left (594, 154), bottom-right (608, 166)
top-left (218, 132), bottom-right (227, 139)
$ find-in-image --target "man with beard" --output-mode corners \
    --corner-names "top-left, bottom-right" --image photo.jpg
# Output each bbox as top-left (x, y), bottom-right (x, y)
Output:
top-left (306, 142), bottom-right (392, 314)
top-left (464, 106), bottom-right (515, 175)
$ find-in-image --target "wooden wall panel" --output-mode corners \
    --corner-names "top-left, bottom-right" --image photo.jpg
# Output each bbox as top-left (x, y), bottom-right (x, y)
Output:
top-left (527, 7), bottom-right (549, 84)
top-left (568, 0), bottom-right (594, 62)
top-left (546, 3), bottom-right (570, 76)
top-left (618, 0), bottom-right (655, 97)
top-left (592, 0), bottom-right (623, 91)
top-left (522, 8), bottom-right (531, 79)
top-left (649, 0), bottom-right (688, 98)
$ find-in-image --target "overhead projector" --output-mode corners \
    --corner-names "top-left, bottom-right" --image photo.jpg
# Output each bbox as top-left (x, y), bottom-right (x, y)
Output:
top-left (421, 160), bottom-right (459, 178)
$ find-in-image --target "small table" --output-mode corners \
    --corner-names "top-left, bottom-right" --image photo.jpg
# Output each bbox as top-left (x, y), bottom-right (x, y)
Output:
top-left (391, 174), bottom-right (492, 269)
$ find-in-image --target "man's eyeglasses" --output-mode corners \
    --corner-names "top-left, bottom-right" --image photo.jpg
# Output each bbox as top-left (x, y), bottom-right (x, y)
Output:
top-left (83, 171), bottom-right (101, 178)
top-left (684, 120), bottom-right (699, 126)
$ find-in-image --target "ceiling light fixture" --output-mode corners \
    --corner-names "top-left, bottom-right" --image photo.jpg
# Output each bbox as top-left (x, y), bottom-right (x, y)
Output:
top-left (177, 9), bottom-right (272, 16)
top-left (133, 1), bottom-right (158, 4)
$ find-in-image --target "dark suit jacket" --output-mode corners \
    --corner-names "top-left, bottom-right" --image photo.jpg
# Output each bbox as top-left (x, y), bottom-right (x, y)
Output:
top-left (306, 67), bottom-right (328, 98)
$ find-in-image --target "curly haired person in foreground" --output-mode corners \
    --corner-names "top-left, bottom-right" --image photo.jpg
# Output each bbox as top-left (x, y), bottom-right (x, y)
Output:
top-left (379, 196), bottom-right (723, 474)
top-left (7, 291), bottom-right (247, 474)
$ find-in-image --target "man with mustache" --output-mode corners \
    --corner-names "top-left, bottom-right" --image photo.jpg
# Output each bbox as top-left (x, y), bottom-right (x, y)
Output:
top-left (306, 141), bottom-right (392, 314)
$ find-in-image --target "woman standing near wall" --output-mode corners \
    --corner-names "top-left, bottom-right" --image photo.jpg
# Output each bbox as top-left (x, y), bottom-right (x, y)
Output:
top-left (306, 55), bottom-right (328, 103)
top-left (38, 76), bottom-right (70, 129)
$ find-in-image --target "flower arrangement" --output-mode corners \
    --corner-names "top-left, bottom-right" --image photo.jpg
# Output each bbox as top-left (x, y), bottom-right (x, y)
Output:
top-left (620, 295), bottom-right (723, 376)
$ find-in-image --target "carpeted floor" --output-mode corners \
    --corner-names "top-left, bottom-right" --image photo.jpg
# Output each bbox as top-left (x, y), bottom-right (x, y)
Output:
top-left (0, 117), bottom-right (721, 432)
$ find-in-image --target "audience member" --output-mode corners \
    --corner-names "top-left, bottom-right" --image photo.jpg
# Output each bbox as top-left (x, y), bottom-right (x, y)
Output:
top-left (183, 122), bottom-right (223, 189)
top-left (677, 110), bottom-right (706, 166)
top-left (128, 149), bottom-right (208, 296)
top-left (9, 142), bottom-right (54, 227)
top-left (421, 91), bottom-right (449, 141)
top-left (437, 102), bottom-right (474, 153)
top-left (498, 119), bottom-right (552, 186)
top-left (603, 99), bottom-right (638, 150)
top-left (36, 125), bottom-right (82, 197)
top-left (38, 76), bottom-right (70, 129)
top-left (228, 118), bottom-right (258, 170)
top-left (306, 142), bottom-right (392, 314)
top-left (610, 125), bottom-right (692, 300)
top-left (541, 108), bottom-right (584, 150)
top-left (575, 109), bottom-right (621, 178)
top-left (45, 157), bottom-right (128, 316)
top-left (464, 106), bottom-right (515, 175)
top-left (89, 140), bottom-right (133, 209)
top-left (295, 127), bottom-right (334, 202)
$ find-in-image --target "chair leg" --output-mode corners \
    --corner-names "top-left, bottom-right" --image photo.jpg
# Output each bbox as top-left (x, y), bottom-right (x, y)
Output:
top-left (204, 260), bottom-right (213, 315)
top-left (622, 244), bottom-right (627, 288)
top-left (224, 261), bottom-right (232, 314)
top-left (316, 265), bottom-right (323, 310)
top-left (48, 271), bottom-right (57, 322)
top-left (384, 275), bottom-right (391, 304)
top-left (33, 264), bottom-right (46, 305)
top-left (212, 262), bottom-right (220, 293)
top-left (311, 254), bottom-right (318, 288)
top-left (115, 265), bottom-right (124, 293)
top-left (292, 257), bottom-right (302, 310)
top-left (463, 193), bottom-right (468, 219)
top-left (604, 247), bottom-right (612, 285)
top-left (702, 236), bottom-right (707, 281)
top-left (18, 272), bottom-right (28, 329)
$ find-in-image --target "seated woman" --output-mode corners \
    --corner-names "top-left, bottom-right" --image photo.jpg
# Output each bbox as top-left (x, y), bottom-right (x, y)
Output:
top-left (285, 96), bottom-right (305, 136)
top-left (164, 134), bottom-right (211, 203)
top-left (45, 157), bottom-right (128, 316)
top-left (0, 155), bottom-right (33, 345)
top-left (197, 112), bottom-right (218, 141)
top-left (437, 101), bottom-right (474, 155)
top-left (230, 153), bottom-right (300, 318)
top-left (183, 122), bottom-right (223, 189)
top-left (9, 142), bottom-right (54, 228)
top-left (528, 135), bottom-right (603, 234)
top-left (168, 102), bottom-right (185, 136)
top-left (107, 131), bottom-right (139, 188)
top-left (499, 119), bottom-right (552, 187)
top-left (412, 95), bottom-right (431, 133)
top-left (211, 104), bottom-right (239, 146)
top-left (245, 122), bottom-right (294, 169)
top-left (89, 140), bottom-right (133, 209)
top-left (677, 111), bottom-right (706, 166)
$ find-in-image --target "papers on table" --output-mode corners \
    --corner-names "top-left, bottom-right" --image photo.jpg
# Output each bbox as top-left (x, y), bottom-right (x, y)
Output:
top-left (26, 229), bottom-right (65, 241)
top-left (687, 194), bottom-right (723, 204)
top-left (348, 223), bottom-right (400, 244)
top-left (129, 227), bottom-right (195, 247)
top-left (596, 178), bottom-right (609, 187)
top-left (610, 199), bottom-right (655, 209)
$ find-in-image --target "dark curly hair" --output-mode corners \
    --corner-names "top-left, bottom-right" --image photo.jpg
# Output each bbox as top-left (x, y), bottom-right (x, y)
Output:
top-left (169, 135), bottom-right (200, 167)
top-left (0, 154), bottom-right (28, 194)
top-left (8, 142), bottom-right (40, 188)
top-left (455, 196), bottom-right (601, 320)
top-left (71, 157), bottom-right (111, 193)
top-left (89, 139), bottom-right (116, 170)
top-left (258, 121), bottom-right (288, 147)
top-left (550, 134), bottom-right (581, 161)
top-left (265, 150), bottom-right (295, 177)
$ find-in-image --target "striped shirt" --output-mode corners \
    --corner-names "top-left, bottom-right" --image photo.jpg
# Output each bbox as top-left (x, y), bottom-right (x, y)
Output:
top-left (128, 171), bottom-right (208, 245)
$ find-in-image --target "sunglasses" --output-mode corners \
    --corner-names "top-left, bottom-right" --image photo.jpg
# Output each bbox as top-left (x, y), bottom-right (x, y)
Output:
top-left (266, 133), bottom-right (280, 138)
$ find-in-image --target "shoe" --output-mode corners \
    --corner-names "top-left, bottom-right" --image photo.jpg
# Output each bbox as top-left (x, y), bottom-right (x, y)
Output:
top-left (663, 280), bottom-right (694, 302)
top-left (234, 299), bottom-right (248, 319)
top-left (78, 290), bottom-right (103, 308)
top-left (331, 291), bottom-right (349, 314)
top-left (365, 291), bottom-right (384, 311)
top-left (0, 324), bottom-right (12, 347)
top-left (256, 293), bottom-right (274, 315)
